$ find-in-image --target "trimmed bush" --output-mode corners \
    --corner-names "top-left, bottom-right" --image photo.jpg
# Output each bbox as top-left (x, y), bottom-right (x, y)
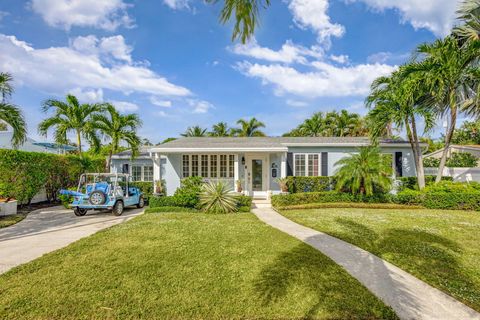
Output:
top-left (272, 191), bottom-right (396, 208)
top-left (394, 189), bottom-right (423, 205)
top-left (279, 202), bottom-right (422, 210)
top-left (235, 195), bottom-right (253, 212)
top-left (145, 206), bottom-right (198, 213)
top-left (286, 176), bottom-right (331, 193)
top-left (423, 191), bottom-right (480, 211)
top-left (130, 181), bottom-right (154, 202)
top-left (149, 196), bottom-right (178, 207)
top-left (173, 176), bottom-right (204, 208)
top-left (397, 176), bottom-right (453, 191)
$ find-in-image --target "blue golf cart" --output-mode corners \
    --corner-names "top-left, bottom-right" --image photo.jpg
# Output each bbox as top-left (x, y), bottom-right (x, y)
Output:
top-left (60, 173), bottom-right (144, 216)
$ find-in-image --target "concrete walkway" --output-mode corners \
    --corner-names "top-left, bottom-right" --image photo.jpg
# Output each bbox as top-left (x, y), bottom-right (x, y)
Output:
top-left (0, 206), bottom-right (143, 275)
top-left (252, 203), bottom-right (480, 320)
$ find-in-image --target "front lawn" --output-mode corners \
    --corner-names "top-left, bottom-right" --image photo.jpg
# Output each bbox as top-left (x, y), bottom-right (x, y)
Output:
top-left (281, 208), bottom-right (480, 311)
top-left (0, 212), bottom-right (397, 319)
top-left (0, 214), bottom-right (26, 228)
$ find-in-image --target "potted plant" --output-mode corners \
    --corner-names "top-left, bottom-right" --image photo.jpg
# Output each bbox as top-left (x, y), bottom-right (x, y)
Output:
top-left (275, 177), bottom-right (289, 193)
top-left (0, 197), bottom-right (18, 216)
top-left (235, 180), bottom-right (243, 193)
top-left (155, 179), bottom-right (166, 195)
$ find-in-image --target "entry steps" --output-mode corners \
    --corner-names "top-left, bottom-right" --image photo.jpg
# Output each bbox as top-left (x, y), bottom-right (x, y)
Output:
top-left (252, 199), bottom-right (272, 209)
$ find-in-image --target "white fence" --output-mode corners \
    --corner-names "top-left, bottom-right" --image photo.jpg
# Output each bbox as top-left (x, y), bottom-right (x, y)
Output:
top-left (424, 167), bottom-right (480, 182)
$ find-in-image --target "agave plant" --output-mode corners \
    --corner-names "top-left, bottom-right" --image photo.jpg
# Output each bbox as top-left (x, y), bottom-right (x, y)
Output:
top-left (199, 181), bottom-right (238, 214)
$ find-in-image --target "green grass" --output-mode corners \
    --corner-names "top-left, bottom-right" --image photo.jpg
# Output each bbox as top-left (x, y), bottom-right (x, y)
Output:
top-left (0, 212), bottom-right (397, 319)
top-left (281, 208), bottom-right (480, 311)
top-left (0, 214), bottom-right (26, 228)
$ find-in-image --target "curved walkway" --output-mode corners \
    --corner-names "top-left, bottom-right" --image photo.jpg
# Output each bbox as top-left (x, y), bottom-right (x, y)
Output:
top-left (252, 204), bottom-right (480, 320)
top-left (0, 206), bottom-right (143, 275)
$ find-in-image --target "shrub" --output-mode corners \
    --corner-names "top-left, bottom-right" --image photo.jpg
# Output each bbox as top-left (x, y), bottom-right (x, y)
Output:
top-left (397, 176), bottom-right (452, 191)
top-left (394, 189), bottom-right (424, 205)
top-left (130, 181), bottom-right (154, 202)
top-left (149, 196), bottom-right (179, 208)
top-left (285, 176), bottom-right (331, 193)
top-left (424, 152), bottom-right (479, 168)
top-left (424, 180), bottom-right (480, 193)
top-left (423, 191), bottom-right (480, 211)
top-left (145, 206), bottom-right (198, 213)
top-left (279, 202), bottom-right (422, 210)
top-left (423, 157), bottom-right (440, 167)
top-left (235, 195), bottom-right (253, 212)
top-left (173, 176), bottom-right (204, 208)
top-left (199, 181), bottom-right (237, 214)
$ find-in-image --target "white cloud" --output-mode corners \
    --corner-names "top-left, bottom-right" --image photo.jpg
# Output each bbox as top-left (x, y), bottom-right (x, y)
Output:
top-left (346, 0), bottom-right (459, 36)
top-left (329, 54), bottom-right (349, 64)
top-left (30, 0), bottom-right (133, 31)
top-left (155, 110), bottom-right (168, 117)
top-left (187, 99), bottom-right (214, 114)
top-left (150, 96), bottom-right (172, 107)
top-left (163, 0), bottom-right (190, 10)
top-left (288, 0), bottom-right (345, 45)
top-left (71, 35), bottom-right (132, 63)
top-left (0, 34), bottom-right (191, 97)
top-left (69, 88), bottom-right (104, 102)
top-left (286, 99), bottom-right (309, 107)
top-left (230, 38), bottom-right (323, 64)
top-left (237, 61), bottom-right (396, 98)
top-left (111, 100), bottom-right (139, 112)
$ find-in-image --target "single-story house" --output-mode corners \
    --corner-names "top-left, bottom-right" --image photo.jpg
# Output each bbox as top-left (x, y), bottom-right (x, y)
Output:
top-left (111, 137), bottom-right (419, 198)
top-left (0, 131), bottom-right (77, 154)
top-left (424, 144), bottom-right (480, 165)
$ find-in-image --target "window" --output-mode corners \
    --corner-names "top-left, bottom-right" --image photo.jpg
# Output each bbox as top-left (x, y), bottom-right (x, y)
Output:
top-left (228, 155), bottom-right (235, 178)
top-left (294, 154), bottom-right (306, 176)
top-left (210, 155), bottom-right (217, 178)
top-left (220, 155), bottom-right (227, 178)
top-left (201, 155), bottom-right (209, 177)
top-left (308, 154), bottom-right (319, 176)
top-left (191, 155), bottom-right (199, 176)
top-left (132, 166), bottom-right (142, 181)
top-left (182, 155), bottom-right (189, 178)
top-left (144, 166), bottom-right (153, 182)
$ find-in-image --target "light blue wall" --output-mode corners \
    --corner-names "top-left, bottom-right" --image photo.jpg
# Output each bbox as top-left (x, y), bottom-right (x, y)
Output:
top-left (164, 154), bottom-right (182, 196)
top-left (269, 153), bottom-right (282, 191)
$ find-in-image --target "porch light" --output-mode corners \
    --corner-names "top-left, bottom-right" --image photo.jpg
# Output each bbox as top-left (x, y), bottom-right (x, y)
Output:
top-left (241, 156), bottom-right (245, 165)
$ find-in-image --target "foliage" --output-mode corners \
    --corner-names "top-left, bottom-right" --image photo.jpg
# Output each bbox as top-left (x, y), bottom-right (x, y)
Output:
top-left (423, 157), bottom-right (441, 167)
top-left (334, 147), bottom-right (393, 196)
top-left (130, 181), bottom-right (154, 202)
top-left (284, 176), bottom-right (331, 193)
top-left (199, 181), bottom-right (238, 213)
top-left (453, 0), bottom-right (480, 43)
top-left (174, 176), bottom-right (205, 208)
top-left (233, 117), bottom-right (266, 137)
top-left (393, 189), bottom-right (424, 205)
top-left (420, 137), bottom-right (444, 154)
top-left (278, 202), bottom-right (420, 211)
top-left (38, 94), bottom-right (104, 153)
top-left (271, 191), bottom-right (393, 208)
top-left (447, 152), bottom-right (479, 167)
top-left (0, 213), bottom-right (26, 228)
top-left (181, 125), bottom-right (208, 137)
top-left (397, 176), bottom-right (452, 191)
top-left (235, 195), bottom-right (253, 212)
top-left (451, 120), bottom-right (480, 144)
top-left (0, 149), bottom-right (105, 204)
top-left (274, 177), bottom-right (289, 192)
top-left (209, 122), bottom-right (233, 137)
top-left (149, 195), bottom-right (179, 208)
top-left (144, 206), bottom-right (198, 213)
top-left (0, 72), bottom-right (27, 147)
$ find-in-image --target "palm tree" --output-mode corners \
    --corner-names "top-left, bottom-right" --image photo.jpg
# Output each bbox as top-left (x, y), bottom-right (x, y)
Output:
top-left (0, 72), bottom-right (27, 147)
top-left (410, 36), bottom-right (480, 183)
top-left (233, 117), bottom-right (266, 137)
top-left (366, 67), bottom-right (434, 189)
top-left (454, 0), bottom-right (480, 43)
top-left (209, 122), bottom-right (232, 137)
top-left (298, 112), bottom-right (326, 137)
top-left (334, 146), bottom-right (393, 196)
top-left (93, 103), bottom-right (142, 171)
top-left (181, 125), bottom-right (208, 137)
top-left (38, 94), bottom-right (103, 154)
top-left (329, 110), bottom-right (362, 137)
top-left (206, 0), bottom-right (271, 43)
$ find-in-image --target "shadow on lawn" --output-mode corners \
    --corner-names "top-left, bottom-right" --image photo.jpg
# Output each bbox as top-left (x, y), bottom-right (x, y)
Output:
top-left (333, 218), bottom-right (479, 307)
top-left (253, 243), bottom-right (398, 320)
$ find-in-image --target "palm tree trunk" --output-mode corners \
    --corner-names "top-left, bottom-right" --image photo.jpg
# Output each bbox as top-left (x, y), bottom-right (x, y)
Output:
top-left (435, 105), bottom-right (457, 183)
top-left (410, 116), bottom-right (425, 189)
top-left (76, 129), bottom-right (82, 154)
top-left (106, 149), bottom-right (113, 172)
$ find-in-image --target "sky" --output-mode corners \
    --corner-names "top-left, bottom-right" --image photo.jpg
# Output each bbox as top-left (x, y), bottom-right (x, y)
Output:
top-left (0, 0), bottom-right (463, 144)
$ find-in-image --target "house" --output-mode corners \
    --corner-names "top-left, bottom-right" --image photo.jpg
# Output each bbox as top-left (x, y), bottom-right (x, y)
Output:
top-left (111, 137), bottom-right (418, 197)
top-left (424, 144), bottom-right (480, 163)
top-left (0, 131), bottom-right (77, 154)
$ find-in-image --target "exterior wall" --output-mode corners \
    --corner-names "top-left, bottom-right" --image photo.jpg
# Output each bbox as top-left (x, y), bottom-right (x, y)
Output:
top-left (269, 153), bottom-right (283, 191)
top-left (425, 167), bottom-right (480, 182)
top-left (164, 154), bottom-right (182, 196)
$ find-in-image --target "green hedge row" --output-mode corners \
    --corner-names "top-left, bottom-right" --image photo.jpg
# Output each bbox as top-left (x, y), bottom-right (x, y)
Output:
top-left (145, 206), bottom-right (199, 213)
top-left (130, 181), bottom-right (154, 202)
top-left (0, 149), bottom-right (105, 204)
top-left (150, 194), bottom-right (253, 212)
top-left (271, 191), bottom-right (393, 208)
top-left (397, 176), bottom-right (453, 191)
top-left (285, 176), bottom-right (332, 193)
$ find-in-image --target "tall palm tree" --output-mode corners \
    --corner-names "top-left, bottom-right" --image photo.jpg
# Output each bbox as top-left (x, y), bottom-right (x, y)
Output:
top-left (93, 103), bottom-right (142, 171)
top-left (334, 146), bottom-right (393, 196)
top-left (38, 94), bottom-right (103, 154)
top-left (410, 36), bottom-right (480, 183)
top-left (181, 125), bottom-right (208, 137)
top-left (454, 0), bottom-right (480, 43)
top-left (0, 72), bottom-right (27, 148)
top-left (299, 112), bottom-right (326, 137)
top-left (366, 67), bottom-right (434, 189)
top-left (209, 122), bottom-right (231, 137)
top-left (206, 0), bottom-right (271, 43)
top-left (234, 117), bottom-right (266, 137)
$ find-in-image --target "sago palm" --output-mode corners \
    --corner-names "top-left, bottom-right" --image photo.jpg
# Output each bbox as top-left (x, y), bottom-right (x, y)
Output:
top-left (38, 94), bottom-right (103, 154)
top-left (0, 72), bottom-right (27, 147)
top-left (199, 180), bottom-right (238, 213)
top-left (181, 125), bottom-right (208, 137)
top-left (334, 146), bottom-right (393, 196)
top-left (234, 117), bottom-right (266, 137)
top-left (93, 103), bottom-right (142, 171)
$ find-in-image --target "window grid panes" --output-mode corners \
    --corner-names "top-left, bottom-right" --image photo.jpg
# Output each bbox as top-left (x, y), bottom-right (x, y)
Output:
top-left (191, 155), bottom-right (199, 176)
top-left (201, 155), bottom-right (209, 177)
top-left (132, 166), bottom-right (142, 181)
top-left (295, 154), bottom-right (321, 176)
top-left (210, 155), bottom-right (217, 178)
top-left (182, 155), bottom-right (189, 178)
top-left (220, 155), bottom-right (227, 178)
top-left (294, 155), bottom-right (306, 176)
top-left (144, 166), bottom-right (154, 182)
top-left (228, 155), bottom-right (234, 178)
top-left (308, 154), bottom-right (319, 176)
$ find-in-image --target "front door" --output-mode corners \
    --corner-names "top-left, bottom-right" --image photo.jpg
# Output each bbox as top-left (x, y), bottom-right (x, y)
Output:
top-left (246, 154), bottom-right (268, 196)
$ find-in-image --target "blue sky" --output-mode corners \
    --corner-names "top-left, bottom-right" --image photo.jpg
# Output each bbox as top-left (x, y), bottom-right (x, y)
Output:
top-left (0, 0), bottom-right (461, 144)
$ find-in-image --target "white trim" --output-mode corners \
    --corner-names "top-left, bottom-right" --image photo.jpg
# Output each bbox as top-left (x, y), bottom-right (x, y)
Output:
top-left (284, 143), bottom-right (421, 148)
top-left (293, 153), bottom-right (321, 177)
top-left (150, 147), bottom-right (288, 153)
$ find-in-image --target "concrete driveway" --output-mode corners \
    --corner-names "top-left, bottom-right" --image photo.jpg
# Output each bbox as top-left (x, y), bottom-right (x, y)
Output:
top-left (0, 206), bottom-right (143, 274)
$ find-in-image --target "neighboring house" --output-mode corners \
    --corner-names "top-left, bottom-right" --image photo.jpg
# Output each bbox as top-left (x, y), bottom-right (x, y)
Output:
top-left (424, 144), bottom-right (480, 162)
top-left (0, 131), bottom-right (76, 154)
top-left (111, 137), bottom-right (419, 198)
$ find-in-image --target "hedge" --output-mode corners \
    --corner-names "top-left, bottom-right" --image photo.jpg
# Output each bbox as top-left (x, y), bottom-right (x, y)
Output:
top-left (285, 176), bottom-right (332, 193)
top-left (279, 202), bottom-right (422, 210)
top-left (130, 181), bottom-right (154, 202)
top-left (271, 191), bottom-right (395, 208)
top-left (397, 176), bottom-right (453, 191)
top-left (150, 194), bottom-right (253, 212)
top-left (145, 206), bottom-right (198, 213)
top-left (0, 149), bottom-right (105, 204)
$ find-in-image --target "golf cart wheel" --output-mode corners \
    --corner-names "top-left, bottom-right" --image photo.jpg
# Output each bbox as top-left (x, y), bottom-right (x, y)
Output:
top-left (74, 207), bottom-right (88, 216)
top-left (113, 200), bottom-right (124, 216)
top-left (89, 190), bottom-right (106, 205)
top-left (137, 196), bottom-right (145, 208)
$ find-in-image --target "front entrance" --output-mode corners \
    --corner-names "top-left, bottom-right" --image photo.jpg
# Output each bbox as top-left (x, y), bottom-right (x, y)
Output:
top-left (245, 154), bottom-right (268, 197)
